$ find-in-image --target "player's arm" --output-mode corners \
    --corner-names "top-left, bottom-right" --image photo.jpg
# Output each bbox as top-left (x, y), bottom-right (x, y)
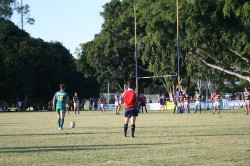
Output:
top-left (97, 99), bottom-right (100, 104)
top-left (219, 95), bottom-right (222, 102)
top-left (242, 93), bottom-right (245, 101)
top-left (66, 99), bottom-right (70, 115)
top-left (211, 94), bottom-right (215, 100)
top-left (52, 96), bottom-right (56, 111)
top-left (120, 94), bottom-right (124, 104)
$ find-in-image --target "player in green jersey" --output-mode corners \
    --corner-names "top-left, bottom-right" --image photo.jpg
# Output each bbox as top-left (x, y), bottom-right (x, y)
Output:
top-left (53, 84), bottom-right (70, 130)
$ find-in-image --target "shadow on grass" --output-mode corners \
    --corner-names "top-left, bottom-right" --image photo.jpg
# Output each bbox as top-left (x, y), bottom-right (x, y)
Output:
top-left (0, 131), bottom-right (119, 137)
top-left (0, 142), bottom-right (174, 153)
top-left (145, 133), bottom-right (250, 138)
top-left (138, 123), bottom-right (250, 128)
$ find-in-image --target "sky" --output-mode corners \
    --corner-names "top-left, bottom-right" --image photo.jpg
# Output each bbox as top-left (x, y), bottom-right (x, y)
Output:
top-left (11, 0), bottom-right (111, 56)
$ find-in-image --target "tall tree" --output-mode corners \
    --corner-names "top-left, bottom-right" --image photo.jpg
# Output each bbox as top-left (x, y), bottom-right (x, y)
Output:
top-left (78, 0), bottom-right (147, 91)
top-left (0, 18), bottom-right (100, 109)
top-left (0, 0), bottom-right (15, 19)
top-left (77, 0), bottom-right (250, 97)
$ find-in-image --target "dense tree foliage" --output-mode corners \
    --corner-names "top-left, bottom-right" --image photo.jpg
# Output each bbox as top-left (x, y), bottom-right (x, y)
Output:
top-left (78, 0), bottom-right (250, 98)
top-left (0, 18), bottom-right (100, 110)
top-left (0, 0), bottom-right (15, 19)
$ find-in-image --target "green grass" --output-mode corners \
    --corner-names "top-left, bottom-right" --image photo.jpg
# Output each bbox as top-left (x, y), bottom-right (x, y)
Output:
top-left (0, 110), bottom-right (250, 166)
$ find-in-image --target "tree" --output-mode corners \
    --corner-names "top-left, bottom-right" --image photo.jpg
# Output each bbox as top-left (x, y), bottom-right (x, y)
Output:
top-left (15, 0), bottom-right (35, 29)
top-left (0, 0), bottom-right (15, 19)
top-left (181, 0), bottom-right (250, 82)
top-left (0, 18), bottom-right (100, 110)
top-left (0, 0), bottom-right (35, 29)
top-left (78, 0), bottom-right (145, 91)
top-left (78, 0), bottom-right (250, 98)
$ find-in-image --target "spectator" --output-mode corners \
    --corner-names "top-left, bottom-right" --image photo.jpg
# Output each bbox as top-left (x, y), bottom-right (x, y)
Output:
top-left (94, 98), bottom-right (98, 110)
top-left (137, 93), bottom-right (141, 112)
top-left (173, 91), bottom-right (179, 114)
top-left (163, 95), bottom-right (167, 111)
top-left (17, 101), bottom-right (22, 111)
top-left (148, 98), bottom-right (152, 103)
top-left (159, 94), bottom-right (165, 111)
top-left (115, 92), bottom-right (121, 115)
top-left (89, 98), bottom-right (94, 110)
top-left (2, 101), bottom-right (7, 111)
top-left (140, 93), bottom-right (147, 113)
top-left (81, 99), bottom-right (86, 110)
top-left (47, 101), bottom-right (53, 111)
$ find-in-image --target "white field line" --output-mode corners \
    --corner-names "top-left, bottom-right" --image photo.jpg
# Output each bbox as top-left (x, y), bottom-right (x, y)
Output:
top-left (106, 160), bottom-right (143, 166)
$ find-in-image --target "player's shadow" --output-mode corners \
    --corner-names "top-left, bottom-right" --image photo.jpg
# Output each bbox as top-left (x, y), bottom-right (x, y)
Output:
top-left (0, 142), bottom-right (174, 153)
top-left (0, 131), bottom-right (120, 137)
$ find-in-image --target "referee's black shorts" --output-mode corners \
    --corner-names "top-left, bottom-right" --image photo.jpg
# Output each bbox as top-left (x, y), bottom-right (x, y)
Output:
top-left (124, 107), bottom-right (138, 118)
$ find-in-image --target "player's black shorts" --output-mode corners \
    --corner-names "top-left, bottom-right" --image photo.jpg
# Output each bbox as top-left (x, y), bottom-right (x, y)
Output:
top-left (141, 102), bottom-right (146, 106)
top-left (124, 107), bottom-right (138, 118)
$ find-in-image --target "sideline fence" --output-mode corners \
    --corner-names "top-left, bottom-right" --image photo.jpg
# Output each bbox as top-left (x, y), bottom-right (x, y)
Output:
top-left (96, 100), bottom-right (245, 111)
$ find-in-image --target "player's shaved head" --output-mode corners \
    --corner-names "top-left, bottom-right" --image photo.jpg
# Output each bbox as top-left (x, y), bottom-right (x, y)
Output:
top-left (127, 80), bottom-right (134, 89)
top-left (60, 84), bottom-right (65, 90)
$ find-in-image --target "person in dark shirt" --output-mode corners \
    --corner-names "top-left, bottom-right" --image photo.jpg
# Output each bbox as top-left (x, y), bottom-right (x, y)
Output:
top-left (89, 98), bottom-right (94, 110)
top-left (159, 94), bottom-right (165, 111)
top-left (81, 99), bottom-right (86, 111)
top-left (140, 93), bottom-right (147, 113)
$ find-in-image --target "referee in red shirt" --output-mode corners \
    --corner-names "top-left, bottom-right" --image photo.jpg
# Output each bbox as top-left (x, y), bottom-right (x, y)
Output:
top-left (121, 80), bottom-right (138, 138)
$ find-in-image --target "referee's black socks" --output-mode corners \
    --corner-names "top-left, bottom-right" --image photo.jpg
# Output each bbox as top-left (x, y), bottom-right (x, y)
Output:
top-left (124, 124), bottom-right (128, 137)
top-left (131, 124), bottom-right (135, 138)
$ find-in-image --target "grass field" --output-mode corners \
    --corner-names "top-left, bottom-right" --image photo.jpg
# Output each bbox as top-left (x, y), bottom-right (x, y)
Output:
top-left (0, 109), bottom-right (250, 166)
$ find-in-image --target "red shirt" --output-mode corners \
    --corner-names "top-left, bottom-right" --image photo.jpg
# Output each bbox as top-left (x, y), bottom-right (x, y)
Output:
top-left (141, 96), bottom-right (146, 103)
top-left (122, 89), bottom-right (137, 109)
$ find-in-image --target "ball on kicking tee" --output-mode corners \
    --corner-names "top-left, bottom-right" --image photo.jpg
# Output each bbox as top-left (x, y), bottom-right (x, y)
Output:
top-left (70, 121), bottom-right (76, 128)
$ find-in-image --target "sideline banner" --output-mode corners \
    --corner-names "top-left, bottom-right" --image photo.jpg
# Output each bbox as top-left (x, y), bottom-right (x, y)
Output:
top-left (96, 100), bottom-right (245, 111)
top-left (146, 100), bottom-right (244, 111)
top-left (222, 100), bottom-right (245, 109)
top-left (97, 104), bottom-right (116, 110)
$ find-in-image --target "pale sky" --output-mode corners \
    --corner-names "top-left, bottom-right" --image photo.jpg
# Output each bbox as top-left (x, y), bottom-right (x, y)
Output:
top-left (11, 0), bottom-right (111, 56)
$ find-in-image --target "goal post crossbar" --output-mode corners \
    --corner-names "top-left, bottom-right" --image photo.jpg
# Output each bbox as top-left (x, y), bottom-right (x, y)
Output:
top-left (137, 74), bottom-right (178, 80)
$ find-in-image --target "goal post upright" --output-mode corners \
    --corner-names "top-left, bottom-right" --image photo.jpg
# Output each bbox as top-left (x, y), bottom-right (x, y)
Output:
top-left (176, 0), bottom-right (181, 92)
top-left (133, 0), bottom-right (180, 92)
top-left (134, 0), bottom-right (139, 93)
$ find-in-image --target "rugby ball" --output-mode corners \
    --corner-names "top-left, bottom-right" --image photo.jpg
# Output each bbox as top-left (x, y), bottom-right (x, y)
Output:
top-left (70, 121), bottom-right (76, 128)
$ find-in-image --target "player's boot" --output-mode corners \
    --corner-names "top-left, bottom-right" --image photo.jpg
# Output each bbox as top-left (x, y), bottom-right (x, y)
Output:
top-left (131, 124), bottom-right (135, 138)
top-left (124, 124), bottom-right (128, 137)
